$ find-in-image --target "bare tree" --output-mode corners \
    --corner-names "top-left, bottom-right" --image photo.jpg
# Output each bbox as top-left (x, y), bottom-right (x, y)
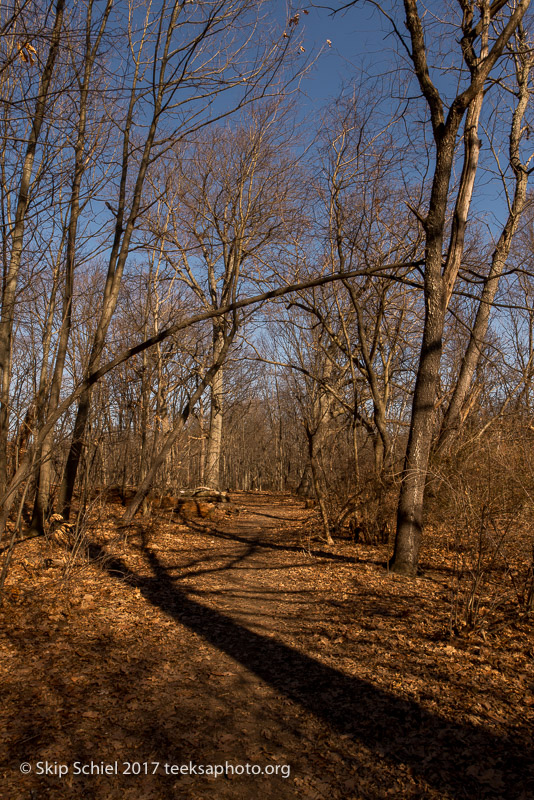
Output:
top-left (0, 256), bottom-right (422, 540)
top-left (29, 0), bottom-right (114, 533)
top-left (149, 106), bottom-right (301, 488)
top-left (437, 24), bottom-right (534, 453)
top-left (0, 0), bottom-right (65, 495)
top-left (354, 0), bottom-right (533, 575)
top-left (55, 0), bottom-right (305, 515)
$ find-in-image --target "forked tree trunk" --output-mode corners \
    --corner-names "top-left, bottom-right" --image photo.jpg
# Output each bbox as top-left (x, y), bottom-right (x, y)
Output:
top-left (389, 0), bottom-right (530, 576)
top-left (437, 54), bottom-right (531, 453)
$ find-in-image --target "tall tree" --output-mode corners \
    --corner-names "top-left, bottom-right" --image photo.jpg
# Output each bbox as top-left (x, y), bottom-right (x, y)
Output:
top-left (0, 0), bottom-right (65, 495)
top-left (390, 0), bottom-right (532, 576)
top-left (338, 0), bottom-right (532, 575)
top-left (436, 24), bottom-right (534, 454)
top-left (30, 0), bottom-right (114, 533)
top-left (57, 0), bottom-right (301, 514)
top-left (150, 107), bottom-right (300, 488)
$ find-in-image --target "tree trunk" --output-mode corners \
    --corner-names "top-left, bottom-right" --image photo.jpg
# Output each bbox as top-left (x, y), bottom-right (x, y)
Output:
top-left (123, 347), bottom-right (230, 523)
top-left (391, 290), bottom-right (446, 575)
top-left (389, 0), bottom-right (531, 575)
top-left (204, 326), bottom-right (225, 489)
top-left (390, 120), bottom-right (458, 575)
top-left (307, 427), bottom-right (334, 545)
top-left (437, 54), bottom-right (531, 452)
top-left (31, 0), bottom-right (112, 533)
top-left (0, 0), bottom-right (65, 494)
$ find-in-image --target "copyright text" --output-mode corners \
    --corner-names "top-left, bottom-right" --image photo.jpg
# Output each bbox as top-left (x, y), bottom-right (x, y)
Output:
top-left (20, 760), bottom-right (291, 779)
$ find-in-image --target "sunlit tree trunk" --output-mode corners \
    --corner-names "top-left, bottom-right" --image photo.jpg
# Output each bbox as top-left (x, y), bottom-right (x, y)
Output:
top-left (204, 326), bottom-right (225, 488)
top-left (0, 0), bottom-right (65, 494)
top-left (437, 34), bottom-right (533, 454)
top-left (391, 0), bottom-right (531, 575)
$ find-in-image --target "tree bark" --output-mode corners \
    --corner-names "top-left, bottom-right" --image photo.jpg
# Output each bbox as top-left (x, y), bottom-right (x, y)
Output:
top-left (122, 342), bottom-right (232, 523)
top-left (31, 0), bottom-right (112, 533)
top-left (437, 31), bottom-right (532, 453)
top-left (390, 0), bottom-right (531, 576)
top-left (204, 326), bottom-right (225, 489)
top-left (0, 0), bottom-right (65, 494)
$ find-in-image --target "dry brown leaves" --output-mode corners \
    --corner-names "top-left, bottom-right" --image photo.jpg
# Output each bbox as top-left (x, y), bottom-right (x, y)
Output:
top-left (0, 492), bottom-right (532, 800)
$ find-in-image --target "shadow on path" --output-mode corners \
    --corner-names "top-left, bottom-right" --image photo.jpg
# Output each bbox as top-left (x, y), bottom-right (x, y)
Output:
top-left (88, 541), bottom-right (532, 800)
top-left (182, 517), bottom-right (358, 564)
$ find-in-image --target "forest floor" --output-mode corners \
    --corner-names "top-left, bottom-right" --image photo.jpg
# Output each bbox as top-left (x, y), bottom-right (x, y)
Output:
top-left (0, 491), bottom-right (533, 800)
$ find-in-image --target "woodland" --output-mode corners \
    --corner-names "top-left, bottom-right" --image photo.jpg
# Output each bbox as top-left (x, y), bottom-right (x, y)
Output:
top-left (0, 1), bottom-right (533, 799)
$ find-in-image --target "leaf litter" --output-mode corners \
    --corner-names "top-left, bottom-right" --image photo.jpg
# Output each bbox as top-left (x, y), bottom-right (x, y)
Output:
top-left (0, 491), bottom-right (532, 799)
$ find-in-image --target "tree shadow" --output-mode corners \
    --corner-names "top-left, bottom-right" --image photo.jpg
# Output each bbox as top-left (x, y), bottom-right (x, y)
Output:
top-left (87, 541), bottom-right (533, 800)
top-left (243, 508), bottom-right (307, 521)
top-left (181, 517), bottom-right (359, 565)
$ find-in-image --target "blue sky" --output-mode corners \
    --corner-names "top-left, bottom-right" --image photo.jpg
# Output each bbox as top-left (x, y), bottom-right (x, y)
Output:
top-left (290, 2), bottom-right (526, 238)
top-left (286, 3), bottom-right (393, 106)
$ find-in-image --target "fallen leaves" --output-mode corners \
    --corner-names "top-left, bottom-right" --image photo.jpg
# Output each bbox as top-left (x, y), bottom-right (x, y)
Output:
top-left (0, 492), bottom-right (532, 800)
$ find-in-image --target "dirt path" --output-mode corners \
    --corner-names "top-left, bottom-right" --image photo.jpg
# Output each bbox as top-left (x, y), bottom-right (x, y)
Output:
top-left (1, 492), bottom-right (533, 799)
